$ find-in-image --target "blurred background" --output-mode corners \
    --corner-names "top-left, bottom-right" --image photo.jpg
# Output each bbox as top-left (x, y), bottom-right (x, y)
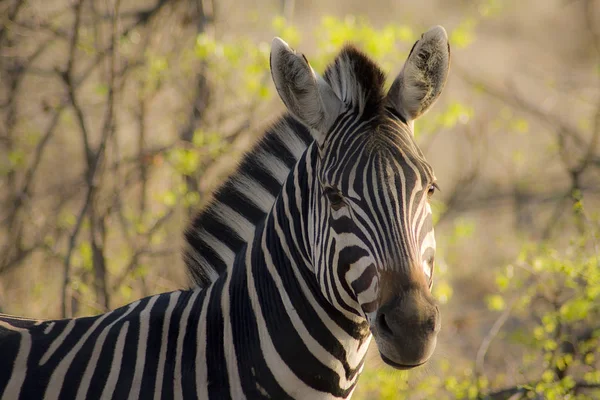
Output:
top-left (1, 0), bottom-right (599, 398)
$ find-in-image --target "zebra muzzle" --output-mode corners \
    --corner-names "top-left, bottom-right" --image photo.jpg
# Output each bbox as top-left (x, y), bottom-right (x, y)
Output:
top-left (372, 288), bottom-right (440, 369)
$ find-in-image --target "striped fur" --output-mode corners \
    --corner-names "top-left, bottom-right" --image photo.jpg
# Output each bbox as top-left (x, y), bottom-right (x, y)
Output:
top-left (184, 115), bottom-right (313, 287)
top-left (184, 26), bottom-right (450, 291)
top-left (0, 27), bottom-right (450, 399)
top-left (181, 49), bottom-right (385, 288)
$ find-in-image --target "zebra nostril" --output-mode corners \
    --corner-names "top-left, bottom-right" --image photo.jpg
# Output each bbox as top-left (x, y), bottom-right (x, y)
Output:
top-left (425, 316), bottom-right (436, 333)
top-left (377, 313), bottom-right (393, 336)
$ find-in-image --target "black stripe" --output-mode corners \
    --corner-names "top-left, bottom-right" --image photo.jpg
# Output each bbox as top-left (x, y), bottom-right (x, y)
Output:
top-left (180, 289), bottom-right (208, 396)
top-left (161, 292), bottom-right (193, 399)
top-left (0, 325), bottom-right (21, 396)
top-left (350, 264), bottom-right (377, 295)
top-left (139, 294), bottom-right (172, 398)
top-left (257, 220), bottom-right (351, 398)
top-left (230, 240), bottom-right (291, 399)
top-left (19, 319), bottom-right (74, 397)
top-left (297, 149), bottom-right (367, 340)
top-left (192, 213), bottom-right (245, 253)
top-left (206, 277), bottom-right (231, 400)
top-left (83, 325), bottom-right (120, 400)
top-left (273, 203), bottom-right (362, 381)
top-left (217, 186), bottom-right (265, 225)
top-left (87, 302), bottom-right (146, 400)
top-left (327, 238), bottom-right (362, 318)
top-left (112, 298), bottom-right (150, 398)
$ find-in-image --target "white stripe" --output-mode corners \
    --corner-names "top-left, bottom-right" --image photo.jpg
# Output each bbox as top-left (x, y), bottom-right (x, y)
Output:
top-left (421, 230), bottom-right (436, 279)
top-left (268, 215), bottom-right (357, 390)
top-left (343, 255), bottom-right (374, 283)
top-left (222, 273), bottom-right (245, 399)
top-left (44, 312), bottom-right (113, 400)
top-left (247, 237), bottom-right (324, 399)
top-left (43, 322), bottom-right (55, 335)
top-left (99, 321), bottom-right (130, 399)
top-left (382, 162), bottom-right (406, 263)
top-left (329, 233), bottom-right (366, 315)
top-left (75, 302), bottom-right (139, 400)
top-left (195, 286), bottom-right (213, 399)
top-left (255, 148), bottom-right (291, 183)
top-left (153, 292), bottom-right (181, 400)
top-left (195, 229), bottom-right (236, 267)
top-left (277, 123), bottom-right (308, 158)
top-left (185, 250), bottom-right (220, 282)
top-left (174, 290), bottom-right (201, 398)
top-left (1, 324), bottom-right (30, 400)
top-left (127, 295), bottom-right (160, 400)
top-left (40, 319), bottom-right (76, 365)
top-left (414, 200), bottom-right (432, 248)
top-left (231, 174), bottom-right (275, 212)
top-left (210, 202), bottom-right (255, 240)
top-left (357, 275), bottom-right (378, 306)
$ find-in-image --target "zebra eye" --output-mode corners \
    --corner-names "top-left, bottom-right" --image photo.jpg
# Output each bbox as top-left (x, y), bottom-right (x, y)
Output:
top-left (427, 183), bottom-right (438, 198)
top-left (323, 187), bottom-right (345, 210)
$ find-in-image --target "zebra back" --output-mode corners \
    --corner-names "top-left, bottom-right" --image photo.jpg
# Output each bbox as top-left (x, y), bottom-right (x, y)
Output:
top-left (184, 115), bottom-right (312, 287)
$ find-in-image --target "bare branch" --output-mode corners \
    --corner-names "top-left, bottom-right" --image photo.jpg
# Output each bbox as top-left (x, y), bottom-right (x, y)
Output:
top-left (458, 69), bottom-right (589, 151)
top-left (0, 0), bottom-right (26, 45)
top-left (475, 301), bottom-right (516, 377)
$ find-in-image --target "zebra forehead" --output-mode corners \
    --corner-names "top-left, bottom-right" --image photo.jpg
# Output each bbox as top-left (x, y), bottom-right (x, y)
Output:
top-left (337, 142), bottom-right (433, 187)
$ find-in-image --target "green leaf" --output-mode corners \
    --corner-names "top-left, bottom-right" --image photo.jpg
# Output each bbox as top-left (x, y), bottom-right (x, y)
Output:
top-left (195, 34), bottom-right (216, 59)
top-left (450, 19), bottom-right (477, 49)
top-left (560, 298), bottom-right (591, 322)
top-left (160, 190), bottom-right (177, 207)
top-left (168, 148), bottom-right (200, 175)
top-left (8, 150), bottom-right (25, 168)
top-left (486, 294), bottom-right (505, 311)
top-left (94, 84), bottom-right (109, 96)
top-left (395, 25), bottom-right (414, 42)
top-left (433, 280), bottom-right (453, 304)
top-left (436, 101), bottom-right (473, 128)
top-left (510, 118), bottom-right (529, 133)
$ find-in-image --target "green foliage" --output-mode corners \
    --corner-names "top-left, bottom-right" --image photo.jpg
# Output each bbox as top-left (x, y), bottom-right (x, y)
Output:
top-left (194, 33), bottom-right (272, 101)
top-left (313, 16), bottom-right (415, 72)
top-left (437, 102), bottom-right (475, 129)
top-left (450, 19), bottom-right (477, 49)
top-left (167, 148), bottom-right (200, 176)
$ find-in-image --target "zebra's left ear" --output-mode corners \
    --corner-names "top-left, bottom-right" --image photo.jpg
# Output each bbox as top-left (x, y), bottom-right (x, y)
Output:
top-left (387, 26), bottom-right (450, 127)
top-left (270, 37), bottom-right (343, 146)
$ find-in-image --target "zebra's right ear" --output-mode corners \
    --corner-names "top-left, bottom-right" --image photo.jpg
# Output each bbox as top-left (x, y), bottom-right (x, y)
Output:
top-left (386, 26), bottom-right (450, 126)
top-left (270, 37), bottom-right (343, 146)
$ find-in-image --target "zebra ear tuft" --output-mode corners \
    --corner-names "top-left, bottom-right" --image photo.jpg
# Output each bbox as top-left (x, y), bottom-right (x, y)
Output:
top-left (387, 26), bottom-right (450, 126)
top-left (270, 37), bottom-right (343, 145)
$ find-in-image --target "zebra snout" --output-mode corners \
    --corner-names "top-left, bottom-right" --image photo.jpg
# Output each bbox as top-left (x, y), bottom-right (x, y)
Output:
top-left (374, 290), bottom-right (440, 369)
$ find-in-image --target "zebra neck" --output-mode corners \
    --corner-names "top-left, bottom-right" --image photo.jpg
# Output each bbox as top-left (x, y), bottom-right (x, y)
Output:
top-left (258, 145), bottom-right (369, 340)
top-left (219, 148), bottom-right (372, 397)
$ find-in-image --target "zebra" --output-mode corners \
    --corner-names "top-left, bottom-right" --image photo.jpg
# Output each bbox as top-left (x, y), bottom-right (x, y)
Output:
top-left (0, 25), bottom-right (450, 399)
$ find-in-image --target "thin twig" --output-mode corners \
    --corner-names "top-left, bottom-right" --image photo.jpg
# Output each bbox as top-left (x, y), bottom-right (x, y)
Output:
top-left (475, 300), bottom-right (515, 377)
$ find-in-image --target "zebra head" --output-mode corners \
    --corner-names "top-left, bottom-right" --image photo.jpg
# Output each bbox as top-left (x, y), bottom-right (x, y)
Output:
top-left (270, 26), bottom-right (450, 369)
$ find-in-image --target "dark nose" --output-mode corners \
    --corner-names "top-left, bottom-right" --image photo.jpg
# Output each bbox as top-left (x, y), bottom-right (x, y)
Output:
top-left (376, 290), bottom-right (440, 340)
